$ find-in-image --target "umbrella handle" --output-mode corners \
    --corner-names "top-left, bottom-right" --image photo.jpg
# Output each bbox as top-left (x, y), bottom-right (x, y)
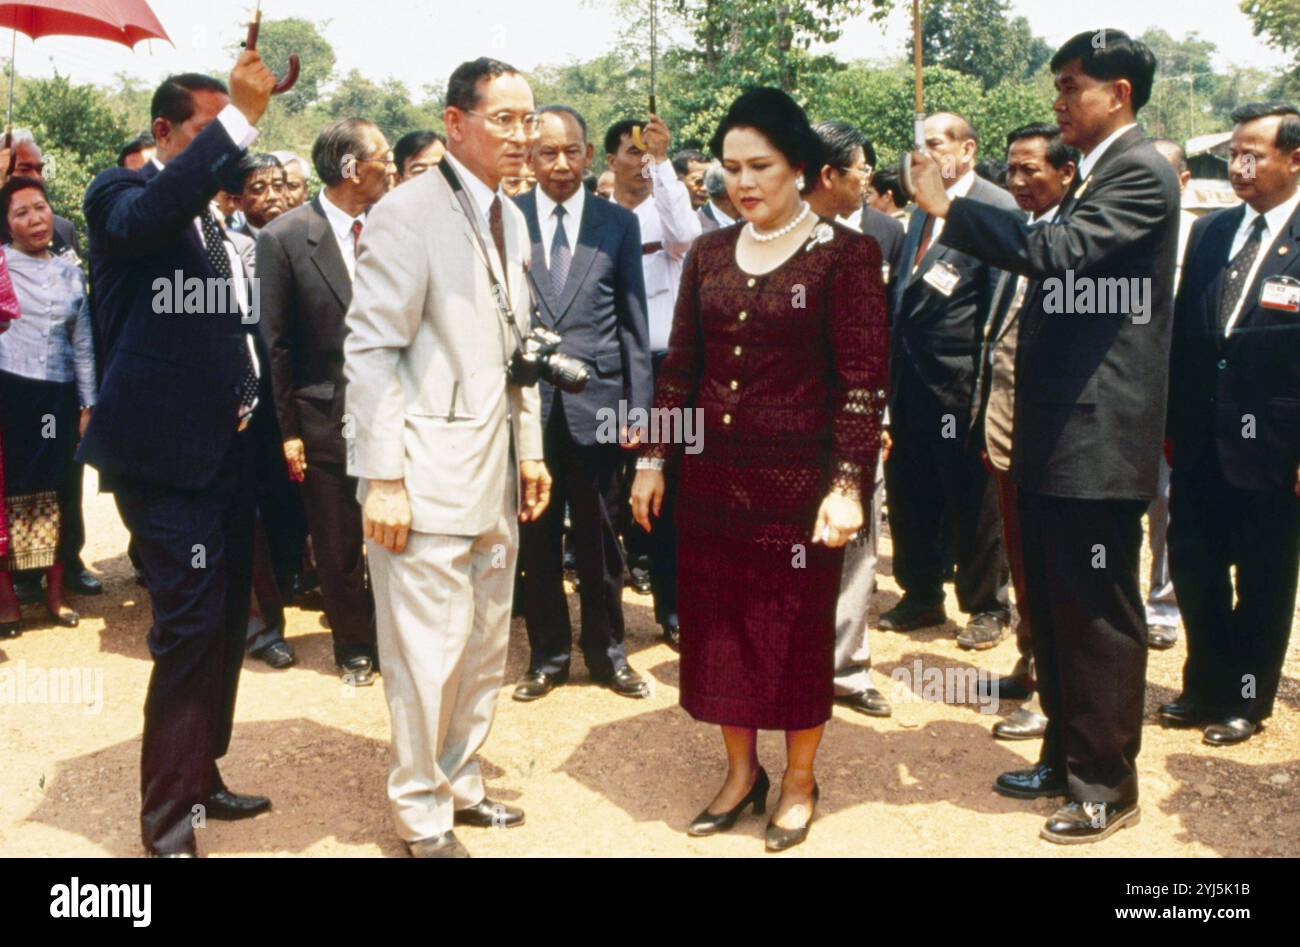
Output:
top-left (245, 10), bottom-right (300, 95)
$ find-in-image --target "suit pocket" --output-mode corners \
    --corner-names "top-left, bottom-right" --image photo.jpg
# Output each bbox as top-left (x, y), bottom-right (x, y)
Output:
top-left (294, 382), bottom-right (336, 400)
top-left (593, 350), bottom-right (621, 378)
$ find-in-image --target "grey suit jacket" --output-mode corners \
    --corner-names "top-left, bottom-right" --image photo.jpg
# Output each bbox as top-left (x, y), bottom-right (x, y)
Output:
top-left (344, 161), bottom-right (543, 536)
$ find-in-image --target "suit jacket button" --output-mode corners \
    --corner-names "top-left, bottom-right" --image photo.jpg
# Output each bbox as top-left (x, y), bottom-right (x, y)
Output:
top-left (733, 345), bottom-right (742, 356)
top-left (730, 380), bottom-right (739, 391)
top-left (1217, 359), bottom-right (1228, 369)
top-left (738, 311), bottom-right (748, 322)
top-left (746, 278), bottom-right (757, 288)
top-left (722, 413), bottom-right (732, 425)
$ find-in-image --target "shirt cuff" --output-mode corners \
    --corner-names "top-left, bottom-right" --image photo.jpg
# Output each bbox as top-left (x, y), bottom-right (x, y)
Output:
top-left (217, 104), bottom-right (259, 151)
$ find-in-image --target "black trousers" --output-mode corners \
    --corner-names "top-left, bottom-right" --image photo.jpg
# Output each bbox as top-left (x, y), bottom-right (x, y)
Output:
top-left (1168, 466), bottom-right (1300, 722)
top-left (113, 429), bottom-right (257, 856)
top-left (56, 458), bottom-right (86, 568)
top-left (300, 460), bottom-right (376, 664)
top-left (1018, 491), bottom-right (1148, 805)
top-left (623, 352), bottom-right (679, 627)
top-left (885, 366), bottom-right (1008, 615)
top-left (520, 397), bottom-right (628, 676)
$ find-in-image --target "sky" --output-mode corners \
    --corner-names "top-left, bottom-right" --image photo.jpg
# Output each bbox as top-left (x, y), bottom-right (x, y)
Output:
top-left (6, 0), bottom-right (1290, 94)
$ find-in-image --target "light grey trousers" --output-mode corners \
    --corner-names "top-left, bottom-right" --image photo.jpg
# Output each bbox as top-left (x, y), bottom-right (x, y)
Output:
top-left (367, 498), bottom-right (517, 842)
top-left (834, 456), bottom-right (885, 696)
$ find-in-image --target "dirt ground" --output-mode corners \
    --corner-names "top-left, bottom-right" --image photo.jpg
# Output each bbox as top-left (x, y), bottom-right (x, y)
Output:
top-left (1, 469), bottom-right (1297, 858)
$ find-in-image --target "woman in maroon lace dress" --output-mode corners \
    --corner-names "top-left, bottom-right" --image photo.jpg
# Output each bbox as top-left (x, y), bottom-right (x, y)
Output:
top-left (631, 88), bottom-right (888, 852)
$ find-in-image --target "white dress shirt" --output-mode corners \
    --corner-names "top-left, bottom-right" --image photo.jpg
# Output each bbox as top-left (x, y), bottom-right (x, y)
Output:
top-left (929, 167), bottom-right (976, 250)
top-left (1223, 188), bottom-right (1300, 336)
top-left (707, 199), bottom-right (736, 227)
top-left (319, 189), bottom-right (367, 282)
top-left (535, 184), bottom-right (586, 270)
top-left (1077, 122), bottom-right (1138, 181)
top-left (624, 159), bottom-right (702, 352)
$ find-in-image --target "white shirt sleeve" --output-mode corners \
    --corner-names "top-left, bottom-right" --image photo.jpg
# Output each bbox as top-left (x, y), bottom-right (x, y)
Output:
top-left (216, 103), bottom-right (260, 151)
top-left (650, 159), bottom-right (701, 257)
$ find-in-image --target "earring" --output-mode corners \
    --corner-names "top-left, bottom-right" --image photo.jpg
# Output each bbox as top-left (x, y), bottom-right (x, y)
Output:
top-left (795, 173), bottom-right (806, 190)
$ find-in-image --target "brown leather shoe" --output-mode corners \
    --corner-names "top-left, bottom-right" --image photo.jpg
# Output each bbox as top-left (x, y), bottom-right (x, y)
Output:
top-left (993, 707), bottom-right (1047, 741)
top-left (407, 831), bottom-right (470, 858)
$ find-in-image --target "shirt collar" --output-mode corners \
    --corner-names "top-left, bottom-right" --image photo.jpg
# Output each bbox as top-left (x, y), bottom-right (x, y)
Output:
top-left (320, 189), bottom-right (366, 242)
top-left (1029, 204), bottom-right (1061, 226)
top-left (150, 156), bottom-right (165, 171)
top-left (1242, 188), bottom-right (1300, 241)
top-left (1078, 123), bottom-right (1138, 181)
top-left (708, 199), bottom-right (735, 226)
top-left (535, 184), bottom-right (585, 226)
top-left (946, 169), bottom-right (976, 200)
top-left (443, 149), bottom-right (501, 221)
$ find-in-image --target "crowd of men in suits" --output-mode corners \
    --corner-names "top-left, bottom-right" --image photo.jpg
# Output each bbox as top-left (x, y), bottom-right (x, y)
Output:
top-left (13, 23), bottom-right (1296, 856)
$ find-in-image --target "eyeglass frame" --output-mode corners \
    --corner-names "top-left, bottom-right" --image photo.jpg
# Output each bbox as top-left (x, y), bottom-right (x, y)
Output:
top-left (463, 109), bottom-right (542, 138)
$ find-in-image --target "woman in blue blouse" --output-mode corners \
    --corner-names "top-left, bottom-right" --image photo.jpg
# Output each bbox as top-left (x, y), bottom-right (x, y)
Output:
top-left (0, 177), bottom-right (95, 634)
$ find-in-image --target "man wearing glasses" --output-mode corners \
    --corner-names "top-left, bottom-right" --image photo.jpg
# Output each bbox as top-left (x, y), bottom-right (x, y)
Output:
top-left (344, 57), bottom-right (551, 859)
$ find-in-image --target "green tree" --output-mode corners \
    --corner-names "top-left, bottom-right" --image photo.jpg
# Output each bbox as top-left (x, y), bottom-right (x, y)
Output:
top-left (319, 69), bottom-right (441, 143)
top-left (914, 0), bottom-right (1052, 90)
top-left (228, 17), bottom-right (337, 116)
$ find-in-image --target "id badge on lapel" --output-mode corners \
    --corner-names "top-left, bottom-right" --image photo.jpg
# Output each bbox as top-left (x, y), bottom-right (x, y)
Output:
top-left (923, 259), bottom-right (960, 297)
top-left (1259, 274), bottom-right (1300, 314)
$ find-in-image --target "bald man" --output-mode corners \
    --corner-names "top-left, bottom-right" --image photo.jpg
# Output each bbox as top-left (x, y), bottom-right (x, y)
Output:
top-left (881, 112), bottom-right (1016, 649)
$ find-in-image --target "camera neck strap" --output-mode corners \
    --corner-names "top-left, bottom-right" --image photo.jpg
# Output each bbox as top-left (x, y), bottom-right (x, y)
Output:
top-left (437, 158), bottom-right (526, 352)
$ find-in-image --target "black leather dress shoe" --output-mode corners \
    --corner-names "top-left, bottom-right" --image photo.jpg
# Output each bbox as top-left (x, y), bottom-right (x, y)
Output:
top-left (205, 789), bottom-right (271, 820)
top-left (994, 763), bottom-right (1067, 799)
top-left (0, 620), bottom-right (19, 639)
top-left (979, 675), bottom-right (1033, 701)
top-left (1040, 800), bottom-right (1140, 844)
top-left (877, 598), bottom-right (947, 632)
top-left (63, 568), bottom-right (103, 596)
top-left (44, 603), bottom-right (80, 628)
top-left (766, 782), bottom-right (819, 853)
top-left (255, 641), bottom-right (296, 669)
top-left (662, 621), bottom-right (680, 650)
top-left (688, 768), bottom-right (769, 837)
top-left (595, 665), bottom-right (650, 699)
top-left (994, 707), bottom-right (1048, 741)
top-left (454, 798), bottom-right (525, 828)
top-left (1147, 626), bottom-right (1178, 650)
top-left (630, 567), bottom-right (653, 595)
top-left (340, 655), bottom-right (375, 687)
top-left (408, 831), bottom-right (470, 858)
top-left (835, 688), bottom-right (892, 717)
top-left (513, 668), bottom-right (568, 701)
top-left (1203, 717), bottom-right (1258, 746)
top-left (1157, 696), bottom-right (1206, 728)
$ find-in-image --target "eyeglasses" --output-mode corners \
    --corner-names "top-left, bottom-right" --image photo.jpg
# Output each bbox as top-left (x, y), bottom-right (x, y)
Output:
top-left (837, 163), bottom-right (874, 179)
top-left (465, 110), bottom-right (541, 138)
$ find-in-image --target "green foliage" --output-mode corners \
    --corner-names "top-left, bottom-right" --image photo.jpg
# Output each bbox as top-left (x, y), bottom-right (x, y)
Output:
top-left (318, 69), bottom-right (442, 144)
top-left (916, 0), bottom-right (1052, 90)
top-left (240, 18), bottom-right (338, 116)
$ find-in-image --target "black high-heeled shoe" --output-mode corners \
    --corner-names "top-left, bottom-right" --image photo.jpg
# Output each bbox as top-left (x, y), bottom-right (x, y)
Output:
top-left (0, 618), bottom-right (20, 638)
top-left (765, 782), bottom-right (819, 853)
top-left (687, 768), bottom-right (770, 837)
top-left (43, 603), bottom-right (79, 628)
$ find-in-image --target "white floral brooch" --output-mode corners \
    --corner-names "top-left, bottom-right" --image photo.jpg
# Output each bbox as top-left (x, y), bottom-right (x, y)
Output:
top-left (804, 221), bottom-right (834, 253)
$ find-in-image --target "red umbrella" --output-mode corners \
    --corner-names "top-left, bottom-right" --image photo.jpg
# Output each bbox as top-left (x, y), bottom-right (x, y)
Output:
top-left (0, 0), bottom-right (171, 164)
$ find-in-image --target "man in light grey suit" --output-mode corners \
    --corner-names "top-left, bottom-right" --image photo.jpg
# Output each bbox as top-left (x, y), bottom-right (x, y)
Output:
top-left (344, 57), bottom-right (552, 859)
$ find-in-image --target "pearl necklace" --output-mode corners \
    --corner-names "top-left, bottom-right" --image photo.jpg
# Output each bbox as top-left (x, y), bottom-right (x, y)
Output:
top-left (745, 201), bottom-right (811, 243)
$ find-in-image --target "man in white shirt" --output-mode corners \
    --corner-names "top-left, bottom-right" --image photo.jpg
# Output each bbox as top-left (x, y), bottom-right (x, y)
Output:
top-left (257, 118), bottom-right (391, 686)
top-left (604, 114), bottom-right (701, 646)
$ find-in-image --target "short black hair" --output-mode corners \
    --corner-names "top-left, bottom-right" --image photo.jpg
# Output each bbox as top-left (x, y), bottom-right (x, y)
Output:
top-left (393, 130), bottom-right (444, 175)
top-left (671, 148), bottom-right (709, 176)
top-left (1230, 101), bottom-right (1300, 152)
top-left (313, 118), bottom-right (382, 187)
top-left (870, 169), bottom-right (906, 208)
top-left (1049, 29), bottom-right (1156, 112)
top-left (0, 176), bottom-right (50, 242)
top-left (539, 104), bottom-right (589, 143)
top-left (117, 131), bottom-right (155, 167)
top-left (151, 73), bottom-right (228, 125)
top-left (604, 119), bottom-right (643, 158)
top-left (708, 87), bottom-right (825, 194)
top-left (445, 57), bottom-right (520, 112)
top-left (1006, 122), bottom-right (1080, 170)
top-left (812, 120), bottom-right (876, 172)
top-left (975, 158), bottom-right (1007, 188)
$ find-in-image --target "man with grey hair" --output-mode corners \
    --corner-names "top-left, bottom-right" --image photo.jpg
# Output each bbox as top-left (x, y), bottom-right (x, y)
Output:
top-left (271, 150), bottom-right (311, 208)
top-left (696, 161), bottom-right (738, 232)
top-left (257, 118), bottom-right (390, 686)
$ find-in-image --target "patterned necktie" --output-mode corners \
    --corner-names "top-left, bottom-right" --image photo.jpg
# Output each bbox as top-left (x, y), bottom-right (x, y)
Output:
top-left (1219, 215), bottom-right (1268, 331)
top-left (488, 195), bottom-right (508, 270)
top-left (200, 208), bottom-right (258, 422)
top-left (550, 204), bottom-right (572, 297)
top-left (351, 219), bottom-right (363, 258)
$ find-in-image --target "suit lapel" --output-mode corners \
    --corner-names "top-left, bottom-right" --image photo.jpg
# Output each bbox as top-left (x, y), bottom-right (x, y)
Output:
top-left (517, 192), bottom-right (555, 325)
top-left (1229, 202), bottom-right (1300, 341)
top-left (553, 198), bottom-right (606, 323)
top-left (307, 196), bottom-right (352, 310)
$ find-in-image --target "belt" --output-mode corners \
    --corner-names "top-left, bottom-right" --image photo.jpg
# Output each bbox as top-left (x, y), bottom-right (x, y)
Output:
top-left (641, 241), bottom-right (664, 256)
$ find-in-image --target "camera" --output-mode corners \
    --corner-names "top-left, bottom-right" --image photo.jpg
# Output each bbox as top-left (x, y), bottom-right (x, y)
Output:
top-left (509, 326), bottom-right (590, 394)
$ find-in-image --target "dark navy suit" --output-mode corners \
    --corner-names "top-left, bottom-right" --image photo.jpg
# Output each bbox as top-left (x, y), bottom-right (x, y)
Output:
top-left (514, 187), bottom-right (652, 676)
top-left (80, 114), bottom-right (266, 855)
top-left (1167, 200), bottom-right (1300, 723)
